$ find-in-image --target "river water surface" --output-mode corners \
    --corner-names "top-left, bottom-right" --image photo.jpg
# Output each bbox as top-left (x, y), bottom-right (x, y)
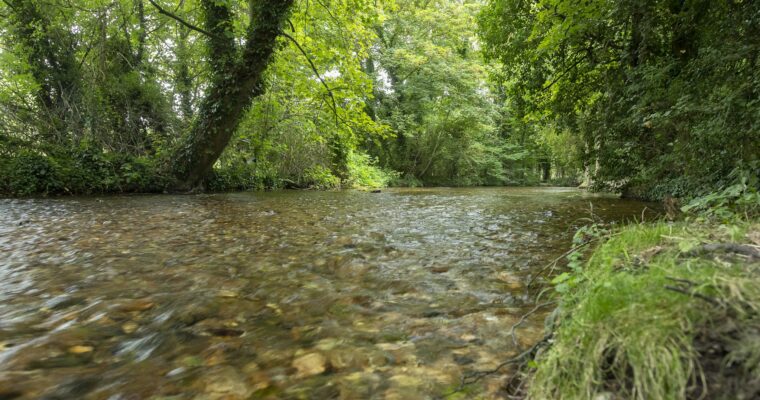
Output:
top-left (0, 188), bottom-right (654, 399)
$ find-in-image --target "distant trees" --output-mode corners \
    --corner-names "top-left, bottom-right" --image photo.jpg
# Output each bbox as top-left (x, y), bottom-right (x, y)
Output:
top-left (365, 0), bottom-right (542, 186)
top-left (0, 0), bottom-right (392, 194)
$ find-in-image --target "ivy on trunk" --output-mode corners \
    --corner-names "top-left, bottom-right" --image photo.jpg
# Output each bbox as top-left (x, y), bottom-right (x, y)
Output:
top-left (169, 0), bottom-right (294, 191)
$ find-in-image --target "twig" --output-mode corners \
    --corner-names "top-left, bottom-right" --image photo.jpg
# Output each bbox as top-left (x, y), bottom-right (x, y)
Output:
top-left (447, 333), bottom-right (553, 396)
top-left (510, 301), bottom-right (556, 347)
top-left (664, 285), bottom-right (721, 306)
top-left (527, 241), bottom-right (591, 289)
top-left (664, 276), bottom-right (698, 286)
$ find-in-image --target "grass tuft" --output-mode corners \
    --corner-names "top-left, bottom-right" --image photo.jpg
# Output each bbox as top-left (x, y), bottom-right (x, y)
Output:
top-left (527, 221), bottom-right (760, 400)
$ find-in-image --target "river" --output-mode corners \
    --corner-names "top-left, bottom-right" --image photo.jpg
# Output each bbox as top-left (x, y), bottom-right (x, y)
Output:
top-left (0, 187), bottom-right (655, 399)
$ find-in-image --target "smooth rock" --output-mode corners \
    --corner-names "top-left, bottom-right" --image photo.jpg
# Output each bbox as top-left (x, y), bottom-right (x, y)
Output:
top-left (338, 372), bottom-right (381, 399)
top-left (202, 366), bottom-right (250, 399)
top-left (496, 272), bottom-right (523, 290)
top-left (121, 321), bottom-right (138, 334)
top-left (68, 345), bottom-right (94, 354)
top-left (217, 290), bottom-right (239, 298)
top-left (376, 342), bottom-right (416, 365)
top-left (292, 352), bottom-right (328, 378)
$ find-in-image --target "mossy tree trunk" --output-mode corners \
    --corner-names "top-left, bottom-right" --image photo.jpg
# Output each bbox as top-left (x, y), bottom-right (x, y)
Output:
top-left (169, 0), bottom-right (294, 191)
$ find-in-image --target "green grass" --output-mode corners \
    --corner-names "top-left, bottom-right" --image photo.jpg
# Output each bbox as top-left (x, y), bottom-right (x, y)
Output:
top-left (527, 221), bottom-right (760, 400)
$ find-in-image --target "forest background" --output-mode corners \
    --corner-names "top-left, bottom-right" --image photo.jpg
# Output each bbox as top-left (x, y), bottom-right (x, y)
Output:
top-left (1, 0), bottom-right (757, 199)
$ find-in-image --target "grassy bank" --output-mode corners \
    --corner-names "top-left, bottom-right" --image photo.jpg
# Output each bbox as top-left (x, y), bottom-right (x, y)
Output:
top-left (520, 195), bottom-right (760, 399)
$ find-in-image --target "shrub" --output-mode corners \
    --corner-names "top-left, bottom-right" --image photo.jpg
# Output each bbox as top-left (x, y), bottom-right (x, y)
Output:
top-left (345, 151), bottom-right (398, 189)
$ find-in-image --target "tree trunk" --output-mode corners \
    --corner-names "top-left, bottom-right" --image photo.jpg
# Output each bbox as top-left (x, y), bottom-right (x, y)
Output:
top-left (170, 0), bottom-right (294, 191)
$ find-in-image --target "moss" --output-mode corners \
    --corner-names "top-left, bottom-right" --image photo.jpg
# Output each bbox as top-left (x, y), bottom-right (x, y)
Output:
top-left (526, 220), bottom-right (760, 400)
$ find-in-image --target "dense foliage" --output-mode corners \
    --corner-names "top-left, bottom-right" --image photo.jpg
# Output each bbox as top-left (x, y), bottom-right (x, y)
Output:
top-left (1, 0), bottom-right (757, 196)
top-left (479, 0), bottom-right (760, 199)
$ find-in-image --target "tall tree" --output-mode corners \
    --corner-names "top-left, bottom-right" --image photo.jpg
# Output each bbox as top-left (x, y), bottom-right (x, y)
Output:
top-left (164, 0), bottom-right (294, 191)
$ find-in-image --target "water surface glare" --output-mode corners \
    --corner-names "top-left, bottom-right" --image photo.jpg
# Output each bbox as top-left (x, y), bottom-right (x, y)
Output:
top-left (0, 187), bottom-right (654, 399)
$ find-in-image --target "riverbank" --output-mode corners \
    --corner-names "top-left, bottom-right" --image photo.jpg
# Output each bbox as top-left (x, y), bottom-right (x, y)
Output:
top-left (516, 216), bottom-right (760, 399)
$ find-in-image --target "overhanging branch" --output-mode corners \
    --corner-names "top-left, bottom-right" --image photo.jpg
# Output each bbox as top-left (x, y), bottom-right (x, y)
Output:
top-left (147, 0), bottom-right (215, 38)
top-left (280, 31), bottom-right (340, 126)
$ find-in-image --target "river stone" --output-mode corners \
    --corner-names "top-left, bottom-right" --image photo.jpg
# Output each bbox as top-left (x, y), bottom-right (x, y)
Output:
top-left (335, 236), bottom-right (354, 247)
top-left (121, 321), bottom-right (138, 334)
top-left (385, 375), bottom-right (426, 400)
top-left (200, 366), bottom-right (250, 400)
top-left (68, 345), bottom-right (94, 354)
top-left (496, 271), bottom-right (523, 290)
top-left (376, 342), bottom-right (416, 365)
top-left (338, 372), bottom-right (381, 399)
top-left (216, 289), bottom-right (239, 298)
top-left (45, 294), bottom-right (86, 310)
top-left (243, 362), bottom-right (271, 392)
top-left (326, 346), bottom-right (376, 371)
top-left (314, 338), bottom-right (342, 351)
top-left (292, 352), bottom-right (328, 378)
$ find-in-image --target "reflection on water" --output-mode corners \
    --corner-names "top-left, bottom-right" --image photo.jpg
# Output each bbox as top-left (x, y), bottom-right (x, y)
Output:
top-left (0, 187), bottom-right (654, 399)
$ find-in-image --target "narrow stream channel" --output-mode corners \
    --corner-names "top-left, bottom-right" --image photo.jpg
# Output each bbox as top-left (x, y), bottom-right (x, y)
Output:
top-left (0, 187), bottom-right (654, 399)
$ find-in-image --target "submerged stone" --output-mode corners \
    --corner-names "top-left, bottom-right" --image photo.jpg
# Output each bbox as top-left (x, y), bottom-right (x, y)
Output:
top-left (292, 352), bottom-right (328, 378)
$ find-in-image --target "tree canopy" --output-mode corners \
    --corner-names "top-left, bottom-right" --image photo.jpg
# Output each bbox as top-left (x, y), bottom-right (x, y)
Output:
top-left (0, 0), bottom-right (757, 198)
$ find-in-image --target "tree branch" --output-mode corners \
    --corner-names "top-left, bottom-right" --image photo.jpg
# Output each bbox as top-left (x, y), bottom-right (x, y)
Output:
top-left (147, 0), bottom-right (215, 38)
top-left (280, 31), bottom-right (340, 126)
top-left (541, 54), bottom-right (588, 92)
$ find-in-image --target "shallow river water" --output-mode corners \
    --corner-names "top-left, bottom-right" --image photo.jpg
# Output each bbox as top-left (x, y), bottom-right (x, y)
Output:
top-left (0, 188), bottom-right (655, 399)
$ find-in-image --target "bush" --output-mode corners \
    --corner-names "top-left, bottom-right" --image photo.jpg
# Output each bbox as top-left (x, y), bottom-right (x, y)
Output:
top-left (1, 150), bottom-right (61, 196)
top-left (207, 162), bottom-right (277, 192)
top-left (345, 151), bottom-right (398, 189)
top-left (0, 145), bottom-right (168, 196)
top-left (303, 165), bottom-right (341, 190)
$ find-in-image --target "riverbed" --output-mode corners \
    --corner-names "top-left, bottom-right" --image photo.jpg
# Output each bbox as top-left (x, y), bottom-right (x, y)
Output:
top-left (0, 187), bottom-right (654, 399)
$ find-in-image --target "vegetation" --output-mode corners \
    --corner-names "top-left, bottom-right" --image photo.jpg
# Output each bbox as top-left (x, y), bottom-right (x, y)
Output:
top-left (3, 0), bottom-right (755, 196)
top-left (512, 177), bottom-right (760, 399)
top-left (479, 0), bottom-right (760, 199)
top-left (0, 0), bottom-right (576, 196)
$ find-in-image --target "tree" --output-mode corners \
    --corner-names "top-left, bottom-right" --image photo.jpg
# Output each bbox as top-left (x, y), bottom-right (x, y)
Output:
top-left (163, 0), bottom-right (294, 190)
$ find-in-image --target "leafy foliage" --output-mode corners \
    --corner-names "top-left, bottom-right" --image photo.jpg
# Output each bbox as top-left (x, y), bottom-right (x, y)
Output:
top-left (480, 0), bottom-right (760, 199)
top-left (1, 0), bottom-right (757, 196)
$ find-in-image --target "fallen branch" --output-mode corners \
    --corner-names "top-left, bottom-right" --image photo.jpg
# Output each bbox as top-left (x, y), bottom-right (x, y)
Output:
top-left (527, 241), bottom-right (591, 289)
top-left (664, 276), bottom-right (698, 287)
top-left (664, 285), bottom-right (721, 306)
top-left (684, 243), bottom-right (760, 260)
top-left (447, 332), bottom-right (553, 397)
